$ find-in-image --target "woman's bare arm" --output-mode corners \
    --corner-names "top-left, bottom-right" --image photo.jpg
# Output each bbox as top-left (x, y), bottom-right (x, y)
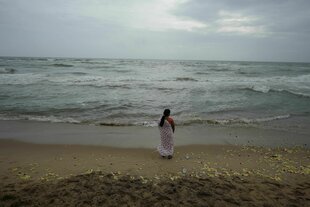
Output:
top-left (171, 121), bottom-right (175, 133)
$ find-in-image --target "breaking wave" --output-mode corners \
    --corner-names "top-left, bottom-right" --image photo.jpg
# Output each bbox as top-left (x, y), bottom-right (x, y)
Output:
top-left (0, 68), bottom-right (16, 74)
top-left (175, 77), bottom-right (198, 82)
top-left (69, 72), bottom-right (88, 75)
top-left (195, 72), bottom-right (209, 75)
top-left (180, 114), bottom-right (291, 126)
top-left (98, 121), bottom-right (158, 127)
top-left (243, 86), bottom-right (310, 98)
top-left (0, 114), bottom-right (80, 124)
top-left (51, 63), bottom-right (74, 67)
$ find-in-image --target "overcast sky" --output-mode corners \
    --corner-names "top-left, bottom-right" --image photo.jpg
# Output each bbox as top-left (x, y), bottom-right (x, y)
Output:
top-left (0, 0), bottom-right (309, 62)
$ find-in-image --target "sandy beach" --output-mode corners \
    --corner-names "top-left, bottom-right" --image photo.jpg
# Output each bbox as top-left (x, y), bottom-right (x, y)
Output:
top-left (1, 0), bottom-right (310, 205)
top-left (1, 128), bottom-right (309, 206)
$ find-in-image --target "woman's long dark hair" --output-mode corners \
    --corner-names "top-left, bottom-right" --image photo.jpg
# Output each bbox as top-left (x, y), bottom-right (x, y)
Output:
top-left (159, 109), bottom-right (170, 127)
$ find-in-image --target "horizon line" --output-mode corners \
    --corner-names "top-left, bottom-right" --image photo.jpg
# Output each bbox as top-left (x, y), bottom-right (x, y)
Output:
top-left (0, 55), bottom-right (309, 64)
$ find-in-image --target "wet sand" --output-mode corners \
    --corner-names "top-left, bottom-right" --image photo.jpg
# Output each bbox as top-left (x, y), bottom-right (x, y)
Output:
top-left (0, 139), bottom-right (309, 206)
top-left (1, 120), bottom-right (309, 148)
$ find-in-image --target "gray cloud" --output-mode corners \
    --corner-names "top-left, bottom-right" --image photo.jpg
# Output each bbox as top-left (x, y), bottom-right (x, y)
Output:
top-left (0, 0), bottom-right (309, 62)
top-left (177, 0), bottom-right (310, 35)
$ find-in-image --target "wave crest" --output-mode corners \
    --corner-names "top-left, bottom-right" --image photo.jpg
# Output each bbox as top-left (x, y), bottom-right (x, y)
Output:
top-left (180, 114), bottom-right (291, 126)
top-left (51, 63), bottom-right (74, 67)
top-left (0, 114), bottom-right (80, 124)
top-left (0, 113), bottom-right (294, 127)
top-left (0, 68), bottom-right (16, 74)
top-left (98, 121), bottom-right (158, 127)
top-left (243, 87), bottom-right (310, 98)
top-left (175, 77), bottom-right (198, 82)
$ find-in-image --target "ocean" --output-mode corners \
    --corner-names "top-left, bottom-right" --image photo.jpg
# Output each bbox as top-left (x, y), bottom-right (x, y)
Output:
top-left (1, 57), bottom-right (310, 134)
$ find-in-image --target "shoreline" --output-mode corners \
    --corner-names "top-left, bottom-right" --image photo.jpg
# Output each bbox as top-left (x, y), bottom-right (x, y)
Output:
top-left (1, 120), bottom-right (309, 148)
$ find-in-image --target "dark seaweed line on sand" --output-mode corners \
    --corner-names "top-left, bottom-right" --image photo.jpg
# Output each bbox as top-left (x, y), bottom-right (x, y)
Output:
top-left (1, 172), bottom-right (309, 207)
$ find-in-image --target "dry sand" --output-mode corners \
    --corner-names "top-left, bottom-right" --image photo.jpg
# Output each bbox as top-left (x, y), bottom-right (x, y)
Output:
top-left (0, 139), bottom-right (309, 206)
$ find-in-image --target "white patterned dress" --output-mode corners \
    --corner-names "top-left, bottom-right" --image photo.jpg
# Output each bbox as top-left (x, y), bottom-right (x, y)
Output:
top-left (157, 119), bottom-right (174, 156)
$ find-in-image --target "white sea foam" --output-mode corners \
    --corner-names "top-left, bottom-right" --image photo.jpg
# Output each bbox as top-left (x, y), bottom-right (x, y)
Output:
top-left (0, 114), bottom-right (80, 124)
top-left (46, 75), bottom-right (105, 86)
top-left (243, 86), bottom-right (310, 98)
top-left (183, 114), bottom-right (292, 126)
top-left (251, 85), bottom-right (270, 93)
top-left (0, 73), bottom-right (45, 85)
top-left (240, 114), bottom-right (291, 123)
top-left (140, 121), bottom-right (158, 127)
top-left (0, 67), bottom-right (16, 74)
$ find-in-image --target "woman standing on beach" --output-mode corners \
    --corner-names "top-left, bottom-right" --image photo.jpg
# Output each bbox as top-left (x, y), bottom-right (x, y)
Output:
top-left (158, 109), bottom-right (175, 159)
